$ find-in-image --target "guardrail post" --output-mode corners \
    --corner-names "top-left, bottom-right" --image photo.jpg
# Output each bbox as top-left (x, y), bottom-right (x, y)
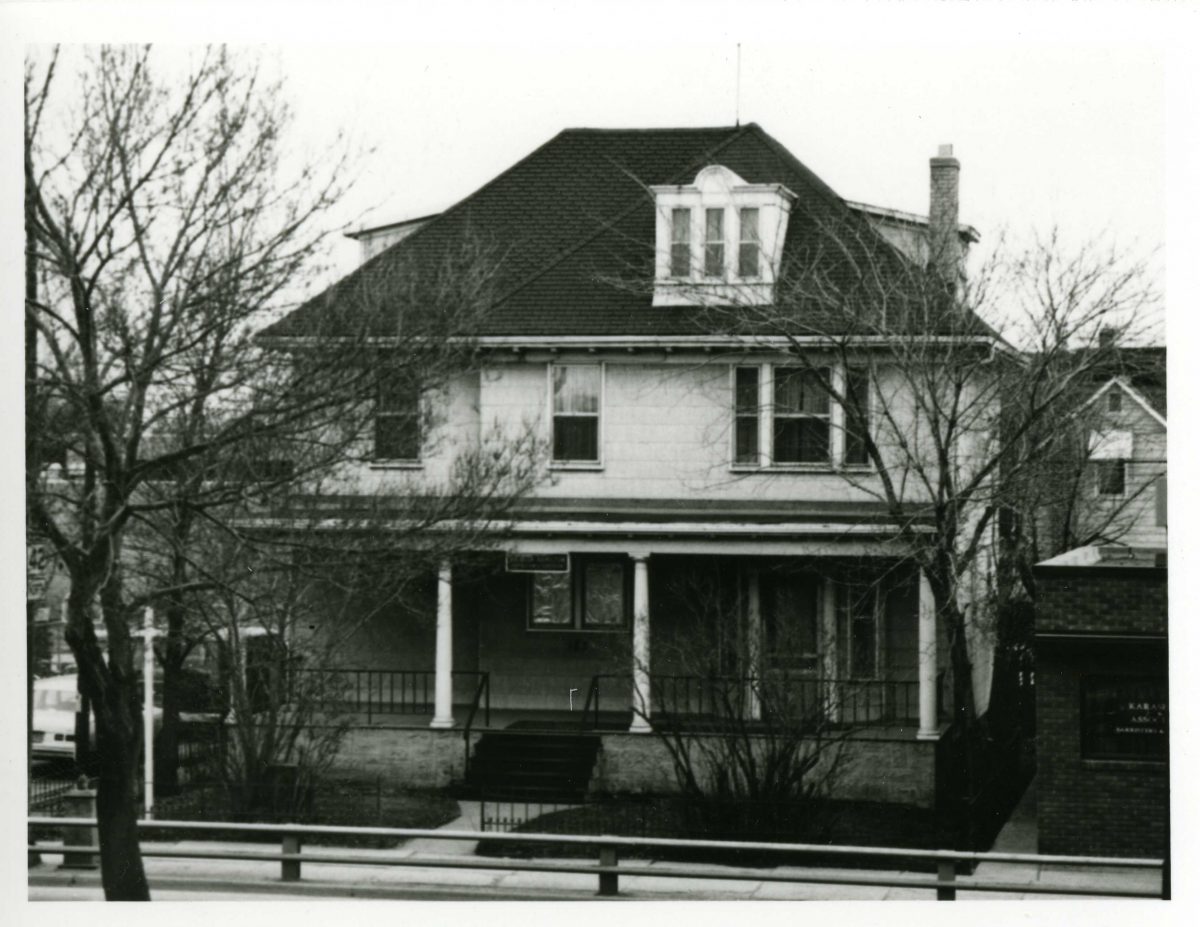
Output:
top-left (281, 833), bottom-right (302, 882)
top-left (597, 846), bottom-right (619, 896)
top-left (59, 777), bottom-right (99, 871)
top-left (936, 860), bottom-right (957, 900)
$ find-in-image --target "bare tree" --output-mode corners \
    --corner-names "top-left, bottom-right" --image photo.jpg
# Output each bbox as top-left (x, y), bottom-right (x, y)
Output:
top-left (619, 564), bottom-right (849, 830)
top-left (24, 45), bottom-right (542, 899)
top-left (601, 199), bottom-right (1159, 821)
top-left (679, 218), bottom-right (1159, 786)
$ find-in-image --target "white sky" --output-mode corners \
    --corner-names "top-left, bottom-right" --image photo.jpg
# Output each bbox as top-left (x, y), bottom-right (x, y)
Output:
top-left (2, 5), bottom-right (1200, 923)
top-left (288, 40), bottom-right (1167, 282)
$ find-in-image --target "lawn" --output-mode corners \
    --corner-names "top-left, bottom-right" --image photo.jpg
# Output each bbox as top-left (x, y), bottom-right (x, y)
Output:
top-left (476, 796), bottom-right (953, 870)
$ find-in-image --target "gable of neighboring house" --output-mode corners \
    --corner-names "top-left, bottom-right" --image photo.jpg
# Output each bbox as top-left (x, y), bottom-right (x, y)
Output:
top-left (1079, 366), bottom-right (1167, 547)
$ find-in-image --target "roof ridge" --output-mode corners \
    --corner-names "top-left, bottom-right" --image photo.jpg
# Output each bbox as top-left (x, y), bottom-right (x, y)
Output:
top-left (558, 125), bottom-right (751, 135)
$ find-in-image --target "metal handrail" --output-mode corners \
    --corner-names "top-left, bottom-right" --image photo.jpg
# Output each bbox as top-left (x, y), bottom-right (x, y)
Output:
top-left (462, 672), bottom-right (491, 769)
top-left (27, 816), bottom-right (1165, 900)
top-left (579, 675), bottom-right (600, 731)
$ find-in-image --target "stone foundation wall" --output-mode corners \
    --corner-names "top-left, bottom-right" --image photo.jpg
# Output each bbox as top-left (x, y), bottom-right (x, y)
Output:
top-left (327, 724), bottom-right (937, 808)
top-left (329, 726), bottom-right (478, 788)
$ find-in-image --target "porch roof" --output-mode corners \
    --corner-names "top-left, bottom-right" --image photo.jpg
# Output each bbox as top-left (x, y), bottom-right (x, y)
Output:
top-left (239, 495), bottom-right (928, 556)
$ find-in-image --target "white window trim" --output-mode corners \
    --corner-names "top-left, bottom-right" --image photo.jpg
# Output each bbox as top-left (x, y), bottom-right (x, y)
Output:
top-left (548, 362), bottom-right (606, 471)
top-left (651, 165), bottom-right (795, 307)
top-left (372, 380), bottom-right (425, 467)
top-left (730, 362), bottom-right (869, 472)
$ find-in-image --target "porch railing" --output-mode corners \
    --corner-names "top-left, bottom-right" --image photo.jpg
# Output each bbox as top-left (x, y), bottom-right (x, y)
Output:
top-left (581, 673), bottom-right (947, 730)
top-left (298, 669), bottom-right (489, 723)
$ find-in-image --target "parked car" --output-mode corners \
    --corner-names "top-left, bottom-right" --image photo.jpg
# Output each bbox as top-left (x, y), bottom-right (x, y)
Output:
top-left (32, 673), bottom-right (164, 760)
top-left (31, 674), bottom-right (85, 759)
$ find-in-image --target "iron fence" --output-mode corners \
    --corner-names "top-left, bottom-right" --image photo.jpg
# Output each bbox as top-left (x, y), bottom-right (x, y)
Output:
top-left (583, 673), bottom-right (945, 729)
top-left (299, 668), bottom-right (488, 722)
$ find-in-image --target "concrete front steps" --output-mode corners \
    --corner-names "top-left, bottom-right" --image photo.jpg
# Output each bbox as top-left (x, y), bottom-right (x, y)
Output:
top-left (463, 730), bottom-right (602, 803)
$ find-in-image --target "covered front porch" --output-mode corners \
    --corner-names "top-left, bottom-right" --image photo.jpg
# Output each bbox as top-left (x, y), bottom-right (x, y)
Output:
top-left (312, 541), bottom-right (951, 742)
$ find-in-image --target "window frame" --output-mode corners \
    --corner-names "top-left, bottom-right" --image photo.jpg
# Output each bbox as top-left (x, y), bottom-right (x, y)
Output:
top-left (731, 363), bottom-right (872, 471)
top-left (738, 207), bottom-right (761, 279)
top-left (704, 207), bottom-right (726, 278)
top-left (771, 365), bottom-right (833, 467)
top-left (842, 365), bottom-right (873, 469)
top-left (838, 584), bottom-right (883, 681)
top-left (549, 363), bottom-right (605, 470)
top-left (372, 373), bottom-right (423, 465)
top-left (526, 556), bottom-right (631, 633)
top-left (762, 572), bottom-right (822, 674)
top-left (733, 365), bottom-right (762, 466)
top-left (1096, 459), bottom-right (1127, 497)
top-left (670, 207), bottom-right (692, 279)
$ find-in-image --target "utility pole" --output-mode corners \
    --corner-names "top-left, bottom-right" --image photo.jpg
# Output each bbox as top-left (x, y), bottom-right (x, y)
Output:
top-left (136, 608), bottom-right (158, 819)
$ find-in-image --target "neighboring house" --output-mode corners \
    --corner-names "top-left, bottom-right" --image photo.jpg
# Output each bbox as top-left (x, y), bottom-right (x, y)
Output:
top-left (258, 125), bottom-right (997, 806)
top-left (1033, 544), bottom-right (1167, 858)
top-left (1076, 344), bottom-right (1167, 550)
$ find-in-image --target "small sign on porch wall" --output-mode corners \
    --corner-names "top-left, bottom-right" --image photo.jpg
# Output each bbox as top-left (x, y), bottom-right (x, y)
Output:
top-left (506, 552), bottom-right (570, 574)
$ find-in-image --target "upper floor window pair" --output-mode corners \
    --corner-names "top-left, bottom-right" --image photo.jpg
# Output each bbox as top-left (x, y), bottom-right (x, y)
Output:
top-left (670, 206), bottom-right (762, 280)
top-left (735, 365), bottom-right (871, 468)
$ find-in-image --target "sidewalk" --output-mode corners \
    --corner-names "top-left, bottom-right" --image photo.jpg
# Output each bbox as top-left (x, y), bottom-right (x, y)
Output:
top-left (28, 787), bottom-right (1162, 901)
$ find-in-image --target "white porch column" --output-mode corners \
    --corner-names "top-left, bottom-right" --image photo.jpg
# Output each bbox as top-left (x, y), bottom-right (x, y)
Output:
top-left (430, 559), bottom-right (455, 729)
top-left (744, 567), bottom-right (762, 721)
top-left (629, 553), bottom-right (652, 733)
top-left (917, 569), bottom-right (939, 740)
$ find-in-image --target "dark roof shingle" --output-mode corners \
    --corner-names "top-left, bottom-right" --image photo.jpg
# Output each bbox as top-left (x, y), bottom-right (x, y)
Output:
top-left (264, 124), bottom-right (992, 341)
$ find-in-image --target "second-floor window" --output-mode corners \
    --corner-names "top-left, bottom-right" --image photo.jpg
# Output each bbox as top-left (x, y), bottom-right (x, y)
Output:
top-left (734, 364), bottom-right (867, 468)
top-left (734, 366), bottom-right (761, 465)
top-left (773, 367), bottom-right (831, 464)
top-left (552, 365), bottom-right (601, 464)
top-left (1089, 428), bottom-right (1131, 497)
top-left (374, 374), bottom-right (421, 461)
top-left (1096, 460), bottom-right (1126, 496)
top-left (843, 366), bottom-right (872, 467)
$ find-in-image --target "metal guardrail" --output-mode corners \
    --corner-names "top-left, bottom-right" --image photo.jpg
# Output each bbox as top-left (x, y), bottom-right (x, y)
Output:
top-left (27, 816), bottom-right (1165, 899)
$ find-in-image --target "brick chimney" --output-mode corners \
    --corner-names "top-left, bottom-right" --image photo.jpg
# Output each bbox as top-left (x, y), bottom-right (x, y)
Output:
top-left (929, 143), bottom-right (961, 287)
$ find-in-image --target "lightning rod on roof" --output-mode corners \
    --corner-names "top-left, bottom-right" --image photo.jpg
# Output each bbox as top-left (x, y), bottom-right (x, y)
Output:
top-left (736, 43), bottom-right (741, 127)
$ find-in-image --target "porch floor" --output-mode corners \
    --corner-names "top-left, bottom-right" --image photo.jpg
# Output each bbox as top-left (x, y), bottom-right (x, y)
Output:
top-left (329, 707), bottom-right (946, 741)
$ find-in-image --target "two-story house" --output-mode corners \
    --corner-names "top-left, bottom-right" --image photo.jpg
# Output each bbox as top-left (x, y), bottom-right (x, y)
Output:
top-left (259, 125), bottom-right (995, 807)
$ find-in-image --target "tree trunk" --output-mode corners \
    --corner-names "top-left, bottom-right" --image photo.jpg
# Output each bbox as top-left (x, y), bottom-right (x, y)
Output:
top-left (94, 709), bottom-right (151, 900)
top-left (64, 576), bottom-right (151, 900)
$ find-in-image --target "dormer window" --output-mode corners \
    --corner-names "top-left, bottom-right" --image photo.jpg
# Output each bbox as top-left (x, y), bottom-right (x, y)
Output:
top-left (704, 209), bottom-right (725, 277)
top-left (670, 208), bottom-right (690, 278)
top-left (651, 165), bottom-right (795, 307)
top-left (738, 207), bottom-right (760, 278)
